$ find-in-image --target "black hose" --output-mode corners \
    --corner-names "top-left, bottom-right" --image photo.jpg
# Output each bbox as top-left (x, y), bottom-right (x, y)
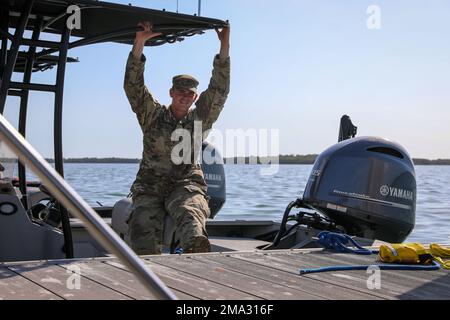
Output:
top-left (272, 199), bottom-right (301, 247)
top-left (58, 203), bottom-right (74, 258)
top-left (285, 222), bottom-right (301, 236)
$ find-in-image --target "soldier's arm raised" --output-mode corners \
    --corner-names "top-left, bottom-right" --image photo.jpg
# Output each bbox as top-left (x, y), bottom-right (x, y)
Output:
top-left (124, 22), bottom-right (162, 127)
top-left (217, 26), bottom-right (230, 61)
top-left (196, 26), bottom-right (231, 131)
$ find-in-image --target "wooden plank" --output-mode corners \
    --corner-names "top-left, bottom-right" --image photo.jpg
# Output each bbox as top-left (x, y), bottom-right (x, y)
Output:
top-left (231, 252), bottom-right (394, 299)
top-left (63, 260), bottom-right (197, 300)
top-left (146, 255), bottom-right (322, 300)
top-left (7, 262), bottom-right (131, 300)
top-left (289, 252), bottom-right (450, 299)
top-left (0, 267), bottom-right (62, 300)
top-left (104, 260), bottom-right (257, 300)
top-left (57, 260), bottom-right (159, 300)
top-left (192, 254), bottom-right (381, 300)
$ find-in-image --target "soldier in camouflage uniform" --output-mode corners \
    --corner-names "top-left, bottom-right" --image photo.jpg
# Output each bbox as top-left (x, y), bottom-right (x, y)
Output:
top-left (124, 21), bottom-right (230, 255)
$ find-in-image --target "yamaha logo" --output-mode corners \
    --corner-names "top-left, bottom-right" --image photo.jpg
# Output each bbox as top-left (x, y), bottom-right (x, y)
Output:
top-left (204, 173), bottom-right (222, 182)
top-left (380, 185), bottom-right (389, 196)
top-left (380, 185), bottom-right (413, 200)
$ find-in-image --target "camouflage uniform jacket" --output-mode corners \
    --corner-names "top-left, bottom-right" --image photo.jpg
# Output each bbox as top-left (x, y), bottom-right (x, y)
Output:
top-left (124, 52), bottom-right (230, 197)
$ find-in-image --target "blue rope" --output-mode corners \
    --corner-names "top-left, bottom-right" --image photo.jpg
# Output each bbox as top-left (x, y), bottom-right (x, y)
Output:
top-left (299, 231), bottom-right (441, 275)
top-left (299, 260), bottom-right (441, 275)
top-left (317, 231), bottom-right (379, 255)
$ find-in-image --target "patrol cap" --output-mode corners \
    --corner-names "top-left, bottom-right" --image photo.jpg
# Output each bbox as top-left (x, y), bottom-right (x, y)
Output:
top-left (172, 74), bottom-right (199, 94)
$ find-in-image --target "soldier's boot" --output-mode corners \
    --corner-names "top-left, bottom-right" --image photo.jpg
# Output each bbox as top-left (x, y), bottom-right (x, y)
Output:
top-left (186, 235), bottom-right (211, 253)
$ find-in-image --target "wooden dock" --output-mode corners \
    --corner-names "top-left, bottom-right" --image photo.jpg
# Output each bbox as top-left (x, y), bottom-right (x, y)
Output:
top-left (1, 249), bottom-right (449, 300)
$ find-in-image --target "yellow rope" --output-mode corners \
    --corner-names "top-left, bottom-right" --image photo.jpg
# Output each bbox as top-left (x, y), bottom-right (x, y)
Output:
top-left (430, 244), bottom-right (450, 269)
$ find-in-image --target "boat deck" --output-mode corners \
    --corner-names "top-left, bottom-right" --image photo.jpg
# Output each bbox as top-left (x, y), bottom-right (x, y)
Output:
top-left (1, 248), bottom-right (449, 300)
top-left (0, 249), bottom-right (450, 300)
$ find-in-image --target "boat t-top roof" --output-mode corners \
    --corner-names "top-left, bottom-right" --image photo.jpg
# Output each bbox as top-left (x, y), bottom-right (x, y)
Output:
top-left (1, 0), bottom-right (227, 73)
top-left (2, 0), bottom-right (227, 47)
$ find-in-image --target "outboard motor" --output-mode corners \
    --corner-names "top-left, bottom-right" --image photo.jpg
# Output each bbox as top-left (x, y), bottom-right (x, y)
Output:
top-left (273, 116), bottom-right (416, 247)
top-left (202, 141), bottom-right (226, 218)
top-left (303, 136), bottom-right (416, 242)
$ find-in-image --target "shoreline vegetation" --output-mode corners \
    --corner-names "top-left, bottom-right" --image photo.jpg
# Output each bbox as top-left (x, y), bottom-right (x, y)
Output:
top-left (41, 156), bottom-right (450, 165)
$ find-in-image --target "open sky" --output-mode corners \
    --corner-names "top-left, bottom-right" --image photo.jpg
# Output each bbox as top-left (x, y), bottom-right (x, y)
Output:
top-left (4, 0), bottom-right (450, 159)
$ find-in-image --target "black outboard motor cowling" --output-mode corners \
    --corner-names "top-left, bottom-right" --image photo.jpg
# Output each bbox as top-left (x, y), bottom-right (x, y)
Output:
top-left (303, 136), bottom-right (416, 242)
top-left (202, 142), bottom-right (226, 219)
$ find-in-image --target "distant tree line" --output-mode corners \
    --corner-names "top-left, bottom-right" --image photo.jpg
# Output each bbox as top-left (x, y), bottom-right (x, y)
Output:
top-left (45, 157), bottom-right (140, 163)
top-left (412, 158), bottom-right (450, 165)
top-left (41, 155), bottom-right (450, 165)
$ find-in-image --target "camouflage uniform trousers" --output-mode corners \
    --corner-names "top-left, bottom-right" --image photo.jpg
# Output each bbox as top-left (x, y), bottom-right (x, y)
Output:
top-left (128, 186), bottom-right (211, 255)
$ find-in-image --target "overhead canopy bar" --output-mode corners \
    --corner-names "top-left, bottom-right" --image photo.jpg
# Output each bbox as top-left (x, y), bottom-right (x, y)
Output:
top-left (12, 51), bottom-right (78, 73)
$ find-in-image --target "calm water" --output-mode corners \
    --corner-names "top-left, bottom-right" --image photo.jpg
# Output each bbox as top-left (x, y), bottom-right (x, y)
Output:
top-left (30, 164), bottom-right (450, 243)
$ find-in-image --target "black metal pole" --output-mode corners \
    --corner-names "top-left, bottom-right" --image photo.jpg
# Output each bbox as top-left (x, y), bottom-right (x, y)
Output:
top-left (54, 24), bottom-right (74, 258)
top-left (10, 82), bottom-right (56, 92)
top-left (0, 27), bottom-right (13, 42)
top-left (0, 0), bottom-right (34, 114)
top-left (0, 9), bottom-right (10, 79)
top-left (54, 31), bottom-right (69, 179)
top-left (18, 18), bottom-right (43, 210)
top-left (7, 90), bottom-right (23, 97)
top-left (21, 38), bottom-right (61, 49)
